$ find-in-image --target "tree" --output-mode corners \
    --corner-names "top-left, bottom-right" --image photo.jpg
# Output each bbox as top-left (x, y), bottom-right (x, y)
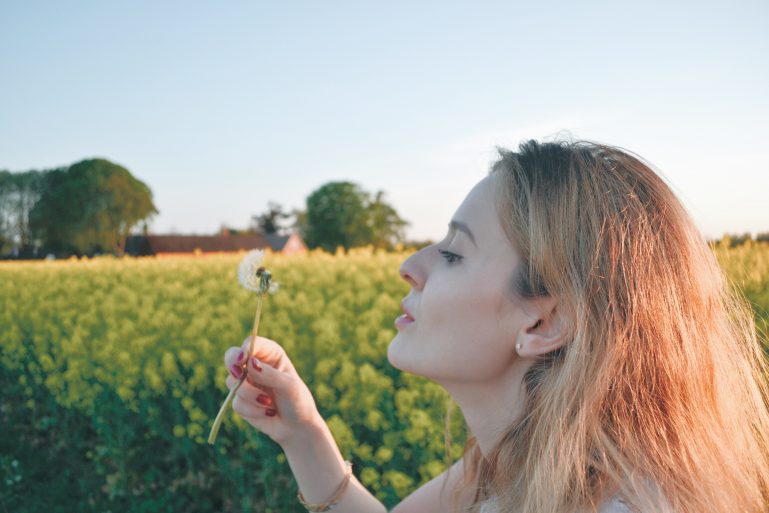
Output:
top-left (0, 169), bottom-right (49, 256)
top-left (367, 190), bottom-right (409, 250)
top-left (0, 170), bottom-right (14, 253)
top-left (251, 201), bottom-right (292, 235)
top-left (30, 159), bottom-right (158, 256)
top-left (304, 181), bottom-right (408, 252)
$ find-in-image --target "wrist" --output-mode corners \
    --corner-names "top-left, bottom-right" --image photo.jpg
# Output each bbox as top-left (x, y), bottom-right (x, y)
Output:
top-left (281, 413), bottom-right (330, 453)
top-left (279, 414), bottom-right (354, 510)
top-left (297, 459), bottom-right (354, 512)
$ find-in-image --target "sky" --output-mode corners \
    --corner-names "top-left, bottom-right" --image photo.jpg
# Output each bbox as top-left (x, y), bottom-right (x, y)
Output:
top-left (1, 0), bottom-right (768, 242)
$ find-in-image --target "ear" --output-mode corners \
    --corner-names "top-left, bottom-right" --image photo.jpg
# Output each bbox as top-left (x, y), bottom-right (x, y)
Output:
top-left (515, 296), bottom-right (569, 358)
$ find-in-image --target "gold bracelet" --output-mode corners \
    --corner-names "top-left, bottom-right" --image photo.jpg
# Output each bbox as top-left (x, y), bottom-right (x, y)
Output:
top-left (297, 460), bottom-right (353, 512)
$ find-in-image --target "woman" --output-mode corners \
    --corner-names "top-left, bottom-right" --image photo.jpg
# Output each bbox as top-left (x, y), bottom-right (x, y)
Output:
top-left (223, 139), bottom-right (769, 513)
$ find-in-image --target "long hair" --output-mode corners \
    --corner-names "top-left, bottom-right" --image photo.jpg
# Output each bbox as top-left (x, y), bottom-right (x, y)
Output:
top-left (442, 138), bottom-right (769, 513)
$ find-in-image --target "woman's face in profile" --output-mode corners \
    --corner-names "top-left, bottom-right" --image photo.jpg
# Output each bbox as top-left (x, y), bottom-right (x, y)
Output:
top-left (388, 174), bottom-right (533, 383)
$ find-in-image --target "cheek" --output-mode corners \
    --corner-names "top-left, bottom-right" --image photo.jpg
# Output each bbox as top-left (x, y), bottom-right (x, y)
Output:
top-left (421, 273), bottom-right (511, 349)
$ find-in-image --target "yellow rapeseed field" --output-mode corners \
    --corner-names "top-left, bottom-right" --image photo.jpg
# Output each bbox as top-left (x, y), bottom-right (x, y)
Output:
top-left (0, 247), bottom-right (462, 512)
top-left (1, 243), bottom-right (767, 512)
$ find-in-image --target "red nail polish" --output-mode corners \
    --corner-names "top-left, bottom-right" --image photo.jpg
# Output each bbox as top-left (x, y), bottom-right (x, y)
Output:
top-left (236, 351), bottom-right (244, 363)
top-left (230, 364), bottom-right (243, 378)
top-left (256, 394), bottom-right (271, 406)
top-left (265, 409), bottom-right (276, 417)
top-left (251, 356), bottom-right (262, 372)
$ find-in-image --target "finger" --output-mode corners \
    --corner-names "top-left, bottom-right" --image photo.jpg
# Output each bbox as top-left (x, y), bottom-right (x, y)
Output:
top-left (224, 345), bottom-right (248, 370)
top-left (227, 375), bottom-right (275, 406)
top-left (235, 387), bottom-right (275, 410)
top-left (241, 335), bottom-right (277, 362)
top-left (245, 355), bottom-right (294, 391)
top-left (226, 374), bottom-right (242, 389)
top-left (241, 334), bottom-right (259, 357)
top-left (233, 394), bottom-right (277, 419)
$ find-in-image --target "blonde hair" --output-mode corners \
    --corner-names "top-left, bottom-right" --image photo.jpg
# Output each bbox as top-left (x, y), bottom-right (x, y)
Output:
top-left (443, 138), bottom-right (769, 513)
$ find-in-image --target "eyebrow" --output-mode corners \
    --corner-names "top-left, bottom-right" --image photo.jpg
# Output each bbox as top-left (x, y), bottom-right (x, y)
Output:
top-left (449, 220), bottom-right (476, 247)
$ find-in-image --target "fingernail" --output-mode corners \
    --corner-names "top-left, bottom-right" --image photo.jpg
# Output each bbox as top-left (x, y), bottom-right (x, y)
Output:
top-left (265, 409), bottom-right (276, 417)
top-left (256, 394), bottom-right (272, 406)
top-left (251, 356), bottom-right (262, 372)
top-left (236, 351), bottom-right (245, 363)
top-left (230, 364), bottom-right (243, 379)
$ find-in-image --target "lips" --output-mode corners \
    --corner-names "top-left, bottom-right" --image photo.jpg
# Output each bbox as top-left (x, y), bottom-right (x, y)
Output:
top-left (395, 300), bottom-right (416, 329)
top-left (400, 300), bottom-right (415, 321)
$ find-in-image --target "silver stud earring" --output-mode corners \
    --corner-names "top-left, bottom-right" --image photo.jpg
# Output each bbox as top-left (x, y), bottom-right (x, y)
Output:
top-left (515, 343), bottom-right (522, 351)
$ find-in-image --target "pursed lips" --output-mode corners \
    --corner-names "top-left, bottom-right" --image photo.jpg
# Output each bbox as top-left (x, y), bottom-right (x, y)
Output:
top-left (400, 300), bottom-right (415, 321)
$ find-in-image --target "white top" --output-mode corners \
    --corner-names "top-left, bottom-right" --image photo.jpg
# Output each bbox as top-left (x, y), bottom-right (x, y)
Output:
top-left (598, 496), bottom-right (633, 513)
top-left (478, 494), bottom-right (632, 513)
top-left (477, 476), bottom-right (676, 513)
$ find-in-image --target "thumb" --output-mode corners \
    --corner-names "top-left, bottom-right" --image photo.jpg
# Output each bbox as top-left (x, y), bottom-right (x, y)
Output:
top-left (246, 355), bottom-right (294, 390)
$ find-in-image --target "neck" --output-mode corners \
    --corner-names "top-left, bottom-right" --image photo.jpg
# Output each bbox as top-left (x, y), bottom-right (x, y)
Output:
top-left (440, 357), bottom-right (532, 458)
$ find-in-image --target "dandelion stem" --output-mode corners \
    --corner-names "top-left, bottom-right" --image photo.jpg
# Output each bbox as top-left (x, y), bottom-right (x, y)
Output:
top-left (208, 293), bottom-right (266, 445)
top-left (207, 378), bottom-right (244, 445)
top-left (248, 295), bottom-right (263, 359)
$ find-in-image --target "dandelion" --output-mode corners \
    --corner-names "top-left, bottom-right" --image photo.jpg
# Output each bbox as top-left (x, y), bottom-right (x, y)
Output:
top-left (207, 250), bottom-right (279, 445)
top-left (237, 250), bottom-right (267, 292)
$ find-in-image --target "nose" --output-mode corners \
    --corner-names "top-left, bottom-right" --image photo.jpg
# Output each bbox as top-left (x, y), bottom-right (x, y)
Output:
top-left (399, 250), bottom-right (425, 290)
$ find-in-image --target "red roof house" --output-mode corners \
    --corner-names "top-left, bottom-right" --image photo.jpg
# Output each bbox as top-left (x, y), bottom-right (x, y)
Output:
top-left (125, 232), bottom-right (307, 257)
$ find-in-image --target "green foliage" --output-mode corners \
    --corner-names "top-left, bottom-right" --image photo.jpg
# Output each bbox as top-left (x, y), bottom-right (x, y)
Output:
top-left (251, 201), bottom-right (292, 235)
top-left (0, 249), bottom-right (466, 512)
top-left (0, 169), bottom-right (49, 255)
top-left (28, 159), bottom-right (158, 257)
top-left (367, 190), bottom-right (410, 251)
top-left (305, 182), bottom-right (371, 251)
top-left (304, 182), bottom-right (408, 252)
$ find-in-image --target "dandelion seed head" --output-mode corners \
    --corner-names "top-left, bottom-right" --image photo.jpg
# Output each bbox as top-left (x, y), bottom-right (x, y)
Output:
top-left (238, 250), bottom-right (266, 292)
top-left (237, 249), bottom-right (278, 295)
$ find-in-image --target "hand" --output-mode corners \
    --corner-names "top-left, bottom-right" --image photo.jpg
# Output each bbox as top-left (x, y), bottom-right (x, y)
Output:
top-left (223, 335), bottom-right (322, 447)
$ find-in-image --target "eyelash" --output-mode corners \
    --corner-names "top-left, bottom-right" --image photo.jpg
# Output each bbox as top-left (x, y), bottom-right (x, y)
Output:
top-left (438, 249), bottom-right (463, 264)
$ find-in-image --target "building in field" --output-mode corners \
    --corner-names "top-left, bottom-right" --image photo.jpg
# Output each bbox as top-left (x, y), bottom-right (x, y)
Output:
top-left (125, 231), bottom-right (306, 257)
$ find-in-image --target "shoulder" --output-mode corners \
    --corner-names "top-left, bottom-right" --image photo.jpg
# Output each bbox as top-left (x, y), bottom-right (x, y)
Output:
top-left (479, 495), bottom-right (635, 513)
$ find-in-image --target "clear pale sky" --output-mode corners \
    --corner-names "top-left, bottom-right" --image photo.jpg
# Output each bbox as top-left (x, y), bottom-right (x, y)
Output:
top-left (1, 0), bottom-right (767, 241)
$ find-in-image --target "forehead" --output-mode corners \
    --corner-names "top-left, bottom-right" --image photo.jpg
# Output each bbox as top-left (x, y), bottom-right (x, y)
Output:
top-left (454, 174), bottom-right (522, 301)
top-left (453, 175), bottom-right (498, 225)
top-left (451, 175), bottom-right (514, 253)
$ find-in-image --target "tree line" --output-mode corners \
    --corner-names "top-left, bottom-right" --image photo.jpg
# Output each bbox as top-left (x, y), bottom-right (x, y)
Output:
top-left (247, 182), bottom-right (410, 253)
top-left (711, 232), bottom-right (769, 248)
top-left (0, 159), bottom-right (158, 258)
top-left (0, 158), bottom-right (412, 258)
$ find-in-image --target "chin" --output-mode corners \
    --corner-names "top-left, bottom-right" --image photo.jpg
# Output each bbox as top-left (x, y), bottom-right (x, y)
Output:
top-left (387, 334), bottom-right (414, 373)
top-left (387, 336), bottom-right (432, 379)
top-left (386, 337), bottom-right (403, 370)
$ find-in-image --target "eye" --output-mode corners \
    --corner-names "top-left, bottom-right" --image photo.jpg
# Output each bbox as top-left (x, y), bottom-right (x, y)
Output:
top-left (438, 249), bottom-right (463, 264)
